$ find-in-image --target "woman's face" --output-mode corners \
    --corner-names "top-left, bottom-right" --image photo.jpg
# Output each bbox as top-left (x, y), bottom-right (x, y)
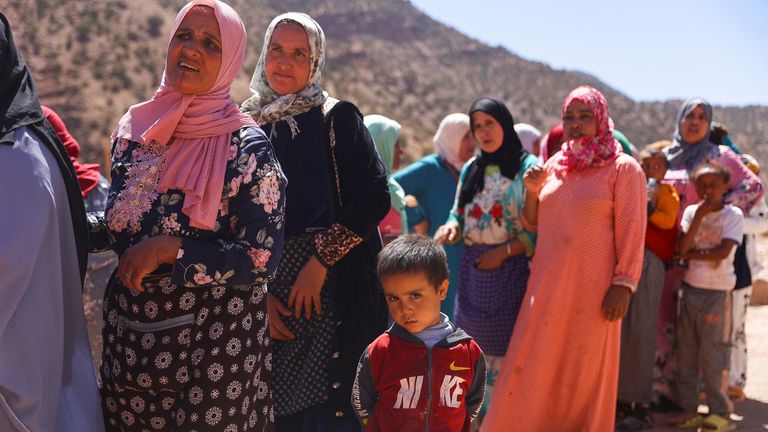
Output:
top-left (265, 23), bottom-right (312, 96)
top-left (458, 130), bottom-right (476, 163)
top-left (563, 100), bottom-right (597, 140)
top-left (471, 112), bottom-right (504, 154)
top-left (165, 6), bottom-right (222, 95)
top-left (680, 105), bottom-right (709, 144)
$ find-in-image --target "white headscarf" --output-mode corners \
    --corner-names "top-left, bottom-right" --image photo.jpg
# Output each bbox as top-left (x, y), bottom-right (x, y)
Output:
top-left (432, 113), bottom-right (470, 171)
top-left (513, 123), bottom-right (541, 154)
top-left (240, 12), bottom-right (327, 137)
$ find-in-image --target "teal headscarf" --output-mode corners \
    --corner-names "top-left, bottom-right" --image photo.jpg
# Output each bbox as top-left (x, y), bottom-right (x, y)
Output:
top-left (364, 115), bottom-right (407, 229)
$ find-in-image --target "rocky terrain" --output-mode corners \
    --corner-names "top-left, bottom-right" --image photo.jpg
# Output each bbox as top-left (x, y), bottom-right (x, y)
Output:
top-left (5, 0), bottom-right (767, 170)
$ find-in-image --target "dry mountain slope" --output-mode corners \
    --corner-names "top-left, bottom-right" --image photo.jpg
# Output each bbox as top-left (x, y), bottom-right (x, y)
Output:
top-left (5, 0), bottom-right (767, 167)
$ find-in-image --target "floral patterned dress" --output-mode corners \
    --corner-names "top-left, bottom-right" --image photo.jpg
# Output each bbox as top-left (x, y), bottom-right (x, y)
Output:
top-left (446, 154), bottom-right (537, 422)
top-left (95, 127), bottom-right (286, 432)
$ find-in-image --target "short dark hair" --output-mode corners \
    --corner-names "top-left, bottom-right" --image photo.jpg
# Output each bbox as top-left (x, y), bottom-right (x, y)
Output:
top-left (639, 148), bottom-right (667, 166)
top-left (377, 235), bottom-right (449, 289)
top-left (692, 162), bottom-right (731, 184)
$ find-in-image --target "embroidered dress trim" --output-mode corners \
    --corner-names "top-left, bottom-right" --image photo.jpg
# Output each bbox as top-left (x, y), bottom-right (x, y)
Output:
top-left (107, 139), bottom-right (166, 234)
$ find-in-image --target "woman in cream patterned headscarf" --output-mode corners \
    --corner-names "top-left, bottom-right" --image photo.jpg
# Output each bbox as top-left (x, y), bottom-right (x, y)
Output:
top-left (241, 13), bottom-right (391, 430)
top-left (241, 12), bottom-right (327, 138)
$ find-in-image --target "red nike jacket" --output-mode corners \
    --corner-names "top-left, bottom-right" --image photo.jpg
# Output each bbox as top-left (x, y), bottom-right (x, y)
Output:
top-left (352, 322), bottom-right (486, 432)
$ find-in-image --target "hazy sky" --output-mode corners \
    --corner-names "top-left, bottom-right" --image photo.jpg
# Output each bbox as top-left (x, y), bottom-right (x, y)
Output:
top-left (410, 0), bottom-right (768, 107)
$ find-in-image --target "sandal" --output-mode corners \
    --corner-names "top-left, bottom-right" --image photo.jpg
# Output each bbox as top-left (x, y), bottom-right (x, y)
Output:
top-left (671, 413), bottom-right (704, 429)
top-left (728, 386), bottom-right (746, 403)
top-left (699, 414), bottom-right (735, 432)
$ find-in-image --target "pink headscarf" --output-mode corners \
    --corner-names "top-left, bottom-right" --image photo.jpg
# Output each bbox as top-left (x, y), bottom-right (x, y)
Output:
top-left (538, 123), bottom-right (563, 163)
top-left (557, 86), bottom-right (619, 173)
top-left (111, 0), bottom-right (256, 230)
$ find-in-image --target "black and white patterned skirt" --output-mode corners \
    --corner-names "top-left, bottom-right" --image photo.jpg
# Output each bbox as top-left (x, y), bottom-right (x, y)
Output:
top-left (99, 274), bottom-right (273, 431)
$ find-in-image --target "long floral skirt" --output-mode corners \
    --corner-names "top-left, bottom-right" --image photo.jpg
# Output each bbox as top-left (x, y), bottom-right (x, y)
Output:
top-left (99, 273), bottom-right (273, 431)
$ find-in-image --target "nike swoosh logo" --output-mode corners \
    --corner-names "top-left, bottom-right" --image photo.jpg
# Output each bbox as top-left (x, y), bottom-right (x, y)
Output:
top-left (449, 361), bottom-right (470, 371)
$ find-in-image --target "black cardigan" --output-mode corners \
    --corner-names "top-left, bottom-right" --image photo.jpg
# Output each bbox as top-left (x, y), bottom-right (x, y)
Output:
top-left (321, 101), bottom-right (391, 422)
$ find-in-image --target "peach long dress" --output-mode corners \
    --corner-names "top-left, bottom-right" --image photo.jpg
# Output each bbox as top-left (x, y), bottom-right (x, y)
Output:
top-left (481, 153), bottom-right (647, 431)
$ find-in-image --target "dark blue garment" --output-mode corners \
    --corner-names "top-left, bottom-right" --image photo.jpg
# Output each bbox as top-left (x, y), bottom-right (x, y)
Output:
top-left (100, 126), bottom-right (286, 429)
top-left (261, 106), bottom-right (332, 238)
top-left (455, 244), bottom-right (529, 357)
top-left (105, 126), bottom-right (286, 289)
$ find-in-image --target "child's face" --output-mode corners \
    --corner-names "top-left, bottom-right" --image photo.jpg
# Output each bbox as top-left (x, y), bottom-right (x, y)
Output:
top-left (381, 271), bottom-right (448, 334)
top-left (641, 156), bottom-right (667, 182)
top-left (694, 171), bottom-right (728, 205)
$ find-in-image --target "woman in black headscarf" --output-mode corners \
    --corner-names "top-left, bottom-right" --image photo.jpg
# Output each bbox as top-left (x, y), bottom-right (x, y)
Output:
top-left (0, 12), bottom-right (103, 431)
top-left (434, 97), bottom-right (538, 418)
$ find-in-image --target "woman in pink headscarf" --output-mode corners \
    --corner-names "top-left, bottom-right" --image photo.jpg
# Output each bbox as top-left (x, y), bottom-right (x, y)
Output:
top-left (481, 86), bottom-right (646, 431)
top-left (93, 1), bottom-right (286, 429)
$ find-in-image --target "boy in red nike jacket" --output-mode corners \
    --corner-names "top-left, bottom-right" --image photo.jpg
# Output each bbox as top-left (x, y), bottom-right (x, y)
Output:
top-left (352, 235), bottom-right (486, 431)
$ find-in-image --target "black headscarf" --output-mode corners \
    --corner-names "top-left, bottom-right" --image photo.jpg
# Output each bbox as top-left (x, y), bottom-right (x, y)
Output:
top-left (457, 97), bottom-right (527, 209)
top-left (0, 13), bottom-right (89, 283)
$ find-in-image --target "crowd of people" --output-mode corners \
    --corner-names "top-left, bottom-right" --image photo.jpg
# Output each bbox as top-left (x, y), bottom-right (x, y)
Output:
top-left (1, 1), bottom-right (765, 431)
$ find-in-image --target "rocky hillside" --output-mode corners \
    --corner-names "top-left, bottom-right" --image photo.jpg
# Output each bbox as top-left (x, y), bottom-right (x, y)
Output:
top-left (5, 0), bottom-right (767, 169)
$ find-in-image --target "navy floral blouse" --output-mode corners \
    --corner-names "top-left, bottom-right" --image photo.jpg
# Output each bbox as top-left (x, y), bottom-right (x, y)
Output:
top-left (99, 127), bottom-right (286, 287)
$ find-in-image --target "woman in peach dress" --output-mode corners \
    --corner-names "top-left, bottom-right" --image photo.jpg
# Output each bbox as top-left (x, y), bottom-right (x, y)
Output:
top-left (481, 86), bottom-right (647, 431)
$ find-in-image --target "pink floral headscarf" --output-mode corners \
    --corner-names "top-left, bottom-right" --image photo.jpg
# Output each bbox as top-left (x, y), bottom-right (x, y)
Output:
top-left (111, 0), bottom-right (256, 230)
top-left (557, 86), bottom-right (619, 173)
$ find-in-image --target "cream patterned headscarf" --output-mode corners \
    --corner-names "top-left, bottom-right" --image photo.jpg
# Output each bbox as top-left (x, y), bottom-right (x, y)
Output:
top-left (240, 12), bottom-right (327, 138)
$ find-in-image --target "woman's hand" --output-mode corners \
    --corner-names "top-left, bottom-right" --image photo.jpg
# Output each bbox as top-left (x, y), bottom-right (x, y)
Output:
top-left (267, 293), bottom-right (295, 340)
top-left (118, 235), bottom-right (181, 293)
top-left (601, 284), bottom-right (632, 321)
top-left (287, 255), bottom-right (328, 319)
top-left (523, 164), bottom-right (546, 194)
top-left (475, 245), bottom-right (508, 270)
top-left (434, 222), bottom-right (460, 244)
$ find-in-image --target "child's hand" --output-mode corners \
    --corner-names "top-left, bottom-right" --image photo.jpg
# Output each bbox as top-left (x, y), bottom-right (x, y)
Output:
top-left (601, 285), bottom-right (632, 321)
top-left (694, 194), bottom-right (718, 218)
top-left (523, 164), bottom-right (546, 194)
top-left (434, 223), bottom-right (460, 244)
top-left (475, 245), bottom-right (507, 270)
